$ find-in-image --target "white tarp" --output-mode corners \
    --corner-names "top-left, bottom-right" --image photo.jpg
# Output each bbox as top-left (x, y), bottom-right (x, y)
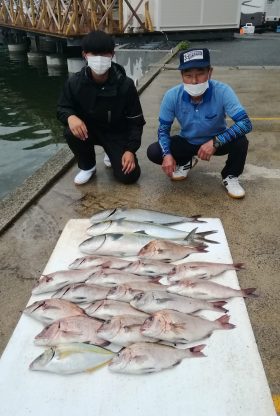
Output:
top-left (0, 219), bottom-right (276, 416)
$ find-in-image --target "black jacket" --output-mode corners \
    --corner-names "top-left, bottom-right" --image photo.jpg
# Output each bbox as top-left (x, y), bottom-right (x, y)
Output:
top-left (57, 62), bottom-right (145, 153)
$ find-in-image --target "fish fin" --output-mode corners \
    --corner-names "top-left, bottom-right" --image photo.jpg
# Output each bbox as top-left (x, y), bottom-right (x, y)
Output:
top-left (189, 215), bottom-right (207, 223)
top-left (155, 297), bottom-right (174, 304)
top-left (189, 344), bottom-right (206, 357)
top-left (172, 360), bottom-right (183, 367)
top-left (172, 322), bottom-right (186, 333)
top-left (211, 301), bottom-right (228, 313)
top-left (184, 228), bottom-right (198, 242)
top-left (216, 314), bottom-right (236, 330)
top-left (195, 230), bottom-right (218, 237)
top-left (85, 359), bottom-right (113, 373)
top-left (164, 221), bottom-right (190, 226)
top-left (234, 262), bottom-right (246, 270)
top-left (242, 288), bottom-right (258, 298)
top-left (110, 233), bottom-right (125, 240)
top-left (134, 230), bottom-right (148, 235)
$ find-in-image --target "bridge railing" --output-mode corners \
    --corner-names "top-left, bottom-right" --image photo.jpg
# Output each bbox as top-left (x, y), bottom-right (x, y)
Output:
top-left (0, 0), bottom-right (153, 37)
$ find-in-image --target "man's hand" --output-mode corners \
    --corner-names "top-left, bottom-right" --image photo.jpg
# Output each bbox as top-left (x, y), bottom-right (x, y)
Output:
top-left (122, 151), bottom-right (136, 174)
top-left (162, 154), bottom-right (176, 177)
top-left (68, 115), bottom-right (88, 141)
top-left (197, 139), bottom-right (216, 161)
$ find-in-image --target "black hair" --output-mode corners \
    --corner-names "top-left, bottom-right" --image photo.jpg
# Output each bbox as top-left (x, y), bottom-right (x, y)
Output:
top-left (81, 30), bottom-right (115, 54)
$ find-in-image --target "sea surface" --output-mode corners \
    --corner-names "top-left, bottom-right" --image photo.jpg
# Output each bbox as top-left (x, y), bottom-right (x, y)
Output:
top-left (0, 45), bottom-right (66, 199)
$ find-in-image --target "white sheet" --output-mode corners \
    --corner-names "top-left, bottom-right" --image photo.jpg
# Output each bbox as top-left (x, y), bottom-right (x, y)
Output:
top-left (0, 219), bottom-right (276, 416)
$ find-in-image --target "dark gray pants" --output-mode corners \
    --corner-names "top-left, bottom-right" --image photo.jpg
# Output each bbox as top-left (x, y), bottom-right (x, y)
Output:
top-left (65, 128), bottom-right (140, 185)
top-left (147, 135), bottom-right (249, 179)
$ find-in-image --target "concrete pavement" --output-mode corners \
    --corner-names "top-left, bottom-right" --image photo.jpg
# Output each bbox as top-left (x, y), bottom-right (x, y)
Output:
top-left (0, 49), bottom-right (279, 408)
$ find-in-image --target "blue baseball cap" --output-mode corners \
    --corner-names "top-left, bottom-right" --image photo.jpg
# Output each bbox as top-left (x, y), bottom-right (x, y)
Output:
top-left (178, 48), bottom-right (210, 70)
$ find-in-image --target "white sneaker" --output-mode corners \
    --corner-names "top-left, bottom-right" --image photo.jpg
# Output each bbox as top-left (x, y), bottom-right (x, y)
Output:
top-left (74, 166), bottom-right (96, 185)
top-left (223, 175), bottom-right (245, 199)
top-left (172, 157), bottom-right (198, 181)
top-left (104, 153), bottom-right (111, 168)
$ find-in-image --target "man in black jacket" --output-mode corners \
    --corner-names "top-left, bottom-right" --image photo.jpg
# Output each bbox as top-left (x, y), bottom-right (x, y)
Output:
top-left (57, 30), bottom-right (145, 185)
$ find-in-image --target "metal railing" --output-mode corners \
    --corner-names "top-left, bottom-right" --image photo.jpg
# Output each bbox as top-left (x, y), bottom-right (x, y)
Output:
top-left (0, 0), bottom-right (154, 37)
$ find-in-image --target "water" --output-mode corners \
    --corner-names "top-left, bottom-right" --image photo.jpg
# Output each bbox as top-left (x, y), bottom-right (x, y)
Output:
top-left (0, 44), bottom-right (171, 200)
top-left (0, 46), bottom-right (66, 199)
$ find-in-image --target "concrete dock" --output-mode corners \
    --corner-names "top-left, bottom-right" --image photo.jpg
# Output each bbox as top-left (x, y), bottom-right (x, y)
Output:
top-left (0, 40), bottom-right (279, 409)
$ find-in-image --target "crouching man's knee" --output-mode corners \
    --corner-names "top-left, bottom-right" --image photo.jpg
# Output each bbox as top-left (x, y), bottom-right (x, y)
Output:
top-left (113, 166), bottom-right (141, 184)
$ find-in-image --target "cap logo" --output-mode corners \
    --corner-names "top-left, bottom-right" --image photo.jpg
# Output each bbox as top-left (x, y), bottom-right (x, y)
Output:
top-left (183, 50), bottom-right (204, 63)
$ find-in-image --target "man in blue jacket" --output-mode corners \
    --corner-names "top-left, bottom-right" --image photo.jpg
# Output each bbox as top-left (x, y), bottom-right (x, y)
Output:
top-left (147, 48), bottom-right (252, 198)
top-left (57, 30), bottom-right (145, 185)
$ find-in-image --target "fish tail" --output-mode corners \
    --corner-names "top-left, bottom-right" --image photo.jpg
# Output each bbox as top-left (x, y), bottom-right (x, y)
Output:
top-left (197, 246), bottom-right (208, 253)
top-left (184, 227), bottom-right (198, 241)
top-left (196, 230), bottom-right (218, 237)
top-left (216, 314), bottom-right (236, 330)
top-left (151, 276), bottom-right (163, 283)
top-left (211, 301), bottom-right (228, 313)
top-left (233, 262), bottom-right (246, 270)
top-left (189, 344), bottom-right (206, 357)
top-left (189, 215), bottom-right (207, 223)
top-left (242, 288), bottom-right (258, 298)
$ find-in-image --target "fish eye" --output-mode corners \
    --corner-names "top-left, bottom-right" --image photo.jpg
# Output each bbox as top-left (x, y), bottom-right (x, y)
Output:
top-left (147, 316), bottom-right (154, 322)
top-left (134, 292), bottom-right (144, 301)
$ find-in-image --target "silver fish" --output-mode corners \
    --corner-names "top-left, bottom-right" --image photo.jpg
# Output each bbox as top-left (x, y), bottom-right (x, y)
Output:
top-left (124, 259), bottom-right (176, 276)
top-left (168, 262), bottom-right (245, 281)
top-left (90, 208), bottom-right (206, 225)
top-left (109, 342), bottom-right (205, 374)
top-left (138, 240), bottom-right (208, 262)
top-left (86, 270), bottom-right (159, 287)
top-left (85, 300), bottom-right (148, 321)
top-left (34, 315), bottom-right (107, 347)
top-left (167, 279), bottom-right (257, 300)
top-left (130, 290), bottom-right (227, 314)
top-left (141, 310), bottom-right (235, 344)
top-left (87, 220), bottom-right (216, 243)
top-left (79, 234), bottom-right (207, 257)
top-left (32, 266), bottom-right (102, 295)
top-left (97, 315), bottom-right (157, 346)
top-left (30, 343), bottom-right (114, 375)
top-left (24, 299), bottom-right (86, 325)
top-left (69, 255), bottom-right (131, 270)
top-left (52, 283), bottom-right (110, 304)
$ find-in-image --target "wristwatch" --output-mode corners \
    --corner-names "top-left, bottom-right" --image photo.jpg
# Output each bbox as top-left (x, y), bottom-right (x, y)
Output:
top-left (213, 136), bottom-right (221, 149)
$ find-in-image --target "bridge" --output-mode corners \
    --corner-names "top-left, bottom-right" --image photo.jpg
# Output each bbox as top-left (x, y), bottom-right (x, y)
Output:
top-left (0, 0), bottom-right (154, 38)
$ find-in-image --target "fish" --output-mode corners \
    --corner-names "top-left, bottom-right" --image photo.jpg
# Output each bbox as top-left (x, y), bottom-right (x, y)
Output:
top-left (51, 283), bottom-right (110, 304)
top-left (106, 285), bottom-right (143, 302)
top-left (34, 315), bottom-right (107, 347)
top-left (87, 219), bottom-right (217, 243)
top-left (79, 233), bottom-right (207, 257)
top-left (167, 262), bottom-right (245, 281)
top-left (141, 310), bottom-right (235, 344)
top-left (90, 208), bottom-right (206, 225)
top-left (109, 342), bottom-right (206, 374)
top-left (167, 279), bottom-right (257, 300)
top-left (124, 259), bottom-right (176, 276)
top-left (97, 315), bottom-right (157, 346)
top-left (130, 290), bottom-right (227, 314)
top-left (32, 266), bottom-right (102, 295)
top-left (107, 281), bottom-right (169, 302)
top-left (69, 255), bottom-right (132, 270)
top-left (85, 300), bottom-right (148, 321)
top-left (30, 343), bottom-right (115, 375)
top-left (24, 299), bottom-right (86, 325)
top-left (138, 240), bottom-right (208, 262)
top-left (86, 270), bottom-right (159, 287)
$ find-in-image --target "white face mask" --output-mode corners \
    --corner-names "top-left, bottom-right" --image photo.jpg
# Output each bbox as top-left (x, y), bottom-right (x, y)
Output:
top-left (183, 80), bottom-right (209, 97)
top-left (87, 55), bottom-right (112, 75)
